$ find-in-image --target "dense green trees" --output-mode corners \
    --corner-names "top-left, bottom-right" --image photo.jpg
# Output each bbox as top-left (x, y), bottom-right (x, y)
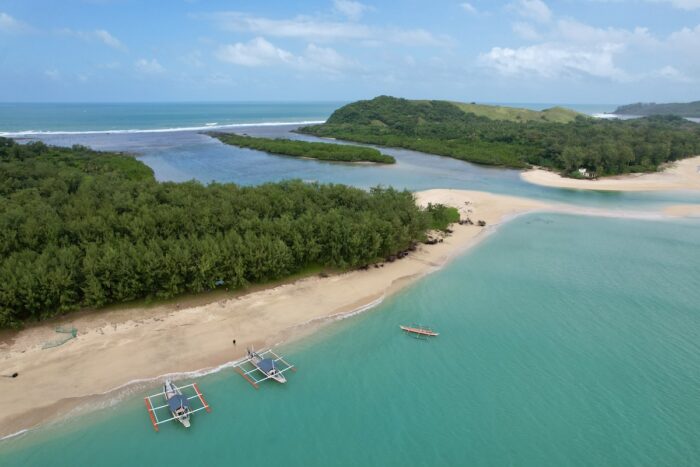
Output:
top-left (0, 138), bottom-right (443, 327)
top-left (300, 96), bottom-right (700, 177)
top-left (210, 132), bottom-right (395, 164)
top-left (614, 101), bottom-right (700, 118)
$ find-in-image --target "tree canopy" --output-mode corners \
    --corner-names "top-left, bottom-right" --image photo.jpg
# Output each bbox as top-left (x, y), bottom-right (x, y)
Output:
top-left (0, 138), bottom-right (448, 327)
top-left (300, 96), bottom-right (700, 177)
top-left (614, 101), bottom-right (700, 118)
top-left (210, 132), bottom-right (395, 164)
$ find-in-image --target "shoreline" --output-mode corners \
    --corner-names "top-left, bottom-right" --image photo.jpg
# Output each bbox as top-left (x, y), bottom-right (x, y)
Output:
top-left (2, 189), bottom-right (699, 440)
top-left (0, 189), bottom-right (547, 439)
top-left (0, 120), bottom-right (327, 137)
top-left (520, 155), bottom-right (700, 192)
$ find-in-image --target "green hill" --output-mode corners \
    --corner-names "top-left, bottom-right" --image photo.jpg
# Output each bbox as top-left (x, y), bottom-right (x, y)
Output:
top-left (300, 96), bottom-right (700, 176)
top-left (614, 101), bottom-right (700, 118)
top-left (451, 102), bottom-right (581, 123)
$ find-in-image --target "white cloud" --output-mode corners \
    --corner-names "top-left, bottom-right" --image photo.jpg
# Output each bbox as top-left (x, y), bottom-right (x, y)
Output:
top-left (334, 0), bottom-right (369, 20)
top-left (212, 12), bottom-right (450, 46)
top-left (304, 43), bottom-right (358, 72)
top-left (653, 65), bottom-right (692, 82)
top-left (0, 12), bottom-right (29, 33)
top-left (93, 29), bottom-right (124, 49)
top-left (386, 28), bottom-right (451, 47)
top-left (216, 37), bottom-right (294, 67)
top-left (648, 0), bottom-right (700, 9)
top-left (216, 37), bottom-right (357, 74)
top-left (482, 7), bottom-right (700, 85)
top-left (513, 22), bottom-right (540, 40)
top-left (216, 12), bottom-right (369, 41)
top-left (134, 58), bottom-right (165, 74)
top-left (554, 19), bottom-right (656, 46)
top-left (479, 43), bottom-right (628, 81)
top-left (511, 0), bottom-right (552, 23)
top-left (60, 28), bottom-right (125, 50)
top-left (667, 24), bottom-right (700, 54)
top-left (461, 2), bottom-right (478, 14)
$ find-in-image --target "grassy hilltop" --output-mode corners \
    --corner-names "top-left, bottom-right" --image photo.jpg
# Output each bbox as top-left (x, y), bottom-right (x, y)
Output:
top-left (450, 102), bottom-right (580, 123)
top-left (301, 96), bottom-right (700, 177)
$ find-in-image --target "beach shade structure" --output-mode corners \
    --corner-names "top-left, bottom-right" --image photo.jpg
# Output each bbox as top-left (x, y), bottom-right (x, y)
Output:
top-left (42, 327), bottom-right (78, 349)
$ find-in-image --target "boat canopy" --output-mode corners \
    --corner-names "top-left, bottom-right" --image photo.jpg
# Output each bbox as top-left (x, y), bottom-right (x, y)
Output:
top-left (167, 394), bottom-right (190, 412)
top-left (258, 358), bottom-right (276, 374)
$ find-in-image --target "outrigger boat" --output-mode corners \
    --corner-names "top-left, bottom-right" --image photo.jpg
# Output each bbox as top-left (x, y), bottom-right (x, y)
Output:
top-left (143, 380), bottom-right (211, 432)
top-left (247, 347), bottom-right (286, 383)
top-left (400, 324), bottom-right (439, 337)
top-left (233, 347), bottom-right (296, 389)
top-left (164, 379), bottom-right (191, 428)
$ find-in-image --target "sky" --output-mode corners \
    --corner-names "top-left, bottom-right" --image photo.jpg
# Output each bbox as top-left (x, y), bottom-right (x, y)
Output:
top-left (0, 0), bottom-right (699, 103)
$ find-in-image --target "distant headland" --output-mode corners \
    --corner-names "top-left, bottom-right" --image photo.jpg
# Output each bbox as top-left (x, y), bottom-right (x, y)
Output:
top-left (613, 101), bottom-right (700, 118)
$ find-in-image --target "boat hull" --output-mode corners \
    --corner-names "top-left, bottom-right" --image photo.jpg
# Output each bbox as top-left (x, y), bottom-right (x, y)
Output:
top-left (400, 325), bottom-right (439, 337)
top-left (163, 380), bottom-right (191, 428)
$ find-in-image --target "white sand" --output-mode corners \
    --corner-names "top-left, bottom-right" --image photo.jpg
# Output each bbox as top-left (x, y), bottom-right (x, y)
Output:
top-left (521, 156), bottom-right (700, 192)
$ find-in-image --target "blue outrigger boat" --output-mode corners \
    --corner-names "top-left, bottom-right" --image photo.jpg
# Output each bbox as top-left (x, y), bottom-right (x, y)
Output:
top-left (233, 347), bottom-right (296, 389)
top-left (247, 348), bottom-right (287, 383)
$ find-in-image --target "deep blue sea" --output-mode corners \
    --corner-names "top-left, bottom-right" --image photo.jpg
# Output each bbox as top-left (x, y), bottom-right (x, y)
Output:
top-left (1, 102), bottom-right (699, 466)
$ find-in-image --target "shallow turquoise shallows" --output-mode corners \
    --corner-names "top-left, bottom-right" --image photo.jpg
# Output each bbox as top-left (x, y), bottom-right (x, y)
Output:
top-left (2, 213), bottom-right (699, 466)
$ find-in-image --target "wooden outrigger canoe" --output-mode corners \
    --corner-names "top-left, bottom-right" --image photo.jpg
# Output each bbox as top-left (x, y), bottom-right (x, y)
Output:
top-left (400, 325), bottom-right (439, 337)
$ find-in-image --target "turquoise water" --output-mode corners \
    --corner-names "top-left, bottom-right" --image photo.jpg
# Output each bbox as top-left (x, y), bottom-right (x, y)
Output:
top-left (2, 214), bottom-right (699, 466)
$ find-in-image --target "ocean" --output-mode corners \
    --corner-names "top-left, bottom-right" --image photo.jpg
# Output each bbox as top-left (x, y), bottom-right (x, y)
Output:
top-left (1, 214), bottom-right (699, 466)
top-left (1, 103), bottom-right (699, 466)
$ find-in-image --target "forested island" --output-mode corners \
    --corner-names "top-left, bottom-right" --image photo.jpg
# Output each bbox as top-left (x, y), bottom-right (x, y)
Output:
top-left (613, 101), bottom-right (700, 118)
top-left (300, 96), bottom-right (700, 177)
top-left (0, 138), bottom-right (453, 327)
top-left (210, 132), bottom-right (395, 164)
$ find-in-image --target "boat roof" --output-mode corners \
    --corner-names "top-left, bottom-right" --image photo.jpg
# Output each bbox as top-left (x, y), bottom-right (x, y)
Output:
top-left (167, 394), bottom-right (190, 412)
top-left (258, 358), bottom-right (276, 373)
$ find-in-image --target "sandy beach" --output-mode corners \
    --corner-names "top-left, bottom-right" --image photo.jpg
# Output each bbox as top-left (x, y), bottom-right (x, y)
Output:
top-left (521, 156), bottom-right (700, 191)
top-left (0, 189), bottom-right (549, 439)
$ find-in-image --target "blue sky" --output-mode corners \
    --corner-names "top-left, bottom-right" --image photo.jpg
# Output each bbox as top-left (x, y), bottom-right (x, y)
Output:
top-left (0, 0), bottom-right (699, 103)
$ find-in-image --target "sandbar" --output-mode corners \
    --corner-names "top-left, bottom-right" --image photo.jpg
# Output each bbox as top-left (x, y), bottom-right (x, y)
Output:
top-left (521, 156), bottom-right (700, 192)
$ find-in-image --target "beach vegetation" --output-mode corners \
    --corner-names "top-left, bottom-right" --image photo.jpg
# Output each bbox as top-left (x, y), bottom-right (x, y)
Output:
top-left (426, 204), bottom-right (460, 231)
top-left (210, 132), bottom-right (395, 164)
